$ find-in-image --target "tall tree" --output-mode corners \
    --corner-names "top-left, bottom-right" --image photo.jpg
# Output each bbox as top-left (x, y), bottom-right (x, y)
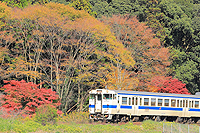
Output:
top-left (0, 3), bottom-right (135, 112)
top-left (102, 15), bottom-right (170, 91)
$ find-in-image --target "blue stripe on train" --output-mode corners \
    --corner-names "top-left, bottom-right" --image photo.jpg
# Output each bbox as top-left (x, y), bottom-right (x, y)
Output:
top-left (120, 105), bottom-right (132, 109)
top-left (103, 105), bottom-right (117, 108)
top-left (90, 105), bottom-right (200, 112)
top-left (89, 105), bottom-right (95, 108)
top-left (188, 108), bottom-right (200, 112)
top-left (138, 106), bottom-right (183, 111)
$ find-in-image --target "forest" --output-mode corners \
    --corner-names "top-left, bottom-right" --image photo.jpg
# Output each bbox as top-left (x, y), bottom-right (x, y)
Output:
top-left (0, 0), bottom-right (199, 114)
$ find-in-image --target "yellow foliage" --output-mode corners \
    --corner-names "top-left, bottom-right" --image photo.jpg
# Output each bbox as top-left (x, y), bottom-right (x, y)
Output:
top-left (104, 66), bottom-right (139, 90)
top-left (0, 2), bottom-right (10, 27)
top-left (1, 3), bottom-right (136, 94)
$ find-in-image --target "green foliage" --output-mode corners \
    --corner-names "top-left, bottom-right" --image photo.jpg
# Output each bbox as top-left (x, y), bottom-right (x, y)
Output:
top-left (142, 120), bottom-right (162, 130)
top-left (120, 122), bottom-right (142, 131)
top-left (70, 0), bottom-right (96, 16)
top-left (13, 120), bottom-right (42, 133)
top-left (90, 0), bottom-right (141, 18)
top-left (170, 47), bottom-right (200, 94)
top-left (49, 0), bottom-right (71, 5)
top-left (2, 0), bottom-right (48, 8)
top-left (0, 117), bottom-right (17, 132)
top-left (60, 111), bottom-right (89, 124)
top-left (35, 104), bottom-right (58, 126)
top-left (2, 116), bottom-right (200, 133)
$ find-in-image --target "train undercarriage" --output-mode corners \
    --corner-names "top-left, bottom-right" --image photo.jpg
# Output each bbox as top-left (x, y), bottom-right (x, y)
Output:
top-left (89, 113), bottom-right (200, 124)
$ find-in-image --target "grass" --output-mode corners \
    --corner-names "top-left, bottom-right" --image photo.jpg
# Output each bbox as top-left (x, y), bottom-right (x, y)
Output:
top-left (0, 112), bottom-right (200, 133)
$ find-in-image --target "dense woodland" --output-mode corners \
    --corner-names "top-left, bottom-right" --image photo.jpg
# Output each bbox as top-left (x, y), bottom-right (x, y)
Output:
top-left (0, 0), bottom-right (199, 113)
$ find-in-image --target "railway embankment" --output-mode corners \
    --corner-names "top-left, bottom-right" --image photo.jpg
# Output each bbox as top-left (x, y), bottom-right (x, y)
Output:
top-left (0, 111), bottom-right (200, 133)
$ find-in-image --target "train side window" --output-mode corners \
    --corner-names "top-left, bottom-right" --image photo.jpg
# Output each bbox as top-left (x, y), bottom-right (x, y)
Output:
top-left (140, 98), bottom-right (142, 106)
top-left (132, 97), bottom-right (134, 105)
top-left (136, 97), bottom-right (138, 105)
top-left (192, 101), bottom-right (194, 108)
top-left (122, 97), bottom-right (127, 105)
top-left (144, 98), bottom-right (149, 106)
top-left (180, 100), bottom-right (183, 107)
top-left (183, 100), bottom-right (185, 107)
top-left (129, 97), bottom-right (131, 105)
top-left (177, 100), bottom-right (179, 107)
top-left (164, 99), bottom-right (169, 106)
top-left (189, 101), bottom-right (192, 108)
top-left (186, 100), bottom-right (188, 107)
top-left (171, 99), bottom-right (176, 107)
top-left (151, 98), bottom-right (156, 106)
top-left (195, 101), bottom-right (199, 108)
top-left (158, 99), bottom-right (163, 106)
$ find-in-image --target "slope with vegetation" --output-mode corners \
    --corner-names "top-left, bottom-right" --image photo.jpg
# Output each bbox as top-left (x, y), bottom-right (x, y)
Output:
top-left (0, 0), bottom-right (197, 117)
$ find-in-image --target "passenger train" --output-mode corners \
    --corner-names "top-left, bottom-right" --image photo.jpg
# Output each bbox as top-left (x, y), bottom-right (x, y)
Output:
top-left (89, 89), bottom-right (200, 123)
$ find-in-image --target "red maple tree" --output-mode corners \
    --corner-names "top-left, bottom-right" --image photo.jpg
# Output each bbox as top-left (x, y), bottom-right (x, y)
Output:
top-left (150, 76), bottom-right (190, 94)
top-left (0, 80), bottom-right (61, 115)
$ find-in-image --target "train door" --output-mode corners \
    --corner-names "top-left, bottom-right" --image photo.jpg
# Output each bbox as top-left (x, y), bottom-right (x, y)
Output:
top-left (117, 95), bottom-right (120, 113)
top-left (183, 99), bottom-right (189, 117)
top-left (132, 96), bottom-right (139, 115)
top-left (188, 100), bottom-right (193, 117)
top-left (95, 94), bottom-right (102, 113)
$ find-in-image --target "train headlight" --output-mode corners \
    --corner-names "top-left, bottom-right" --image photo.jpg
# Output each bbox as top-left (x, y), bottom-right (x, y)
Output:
top-left (104, 111), bottom-right (108, 113)
top-left (104, 115), bottom-right (108, 118)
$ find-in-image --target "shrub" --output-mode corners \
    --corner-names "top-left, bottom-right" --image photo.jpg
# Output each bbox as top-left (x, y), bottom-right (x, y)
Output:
top-left (34, 104), bottom-right (58, 126)
top-left (61, 111), bottom-right (89, 124)
top-left (142, 120), bottom-right (162, 130)
top-left (0, 80), bottom-right (61, 116)
top-left (13, 120), bottom-right (42, 133)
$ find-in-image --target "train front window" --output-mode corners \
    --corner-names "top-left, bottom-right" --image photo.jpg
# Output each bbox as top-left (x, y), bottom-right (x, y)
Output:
top-left (97, 94), bottom-right (102, 100)
top-left (103, 94), bottom-right (112, 99)
top-left (89, 94), bottom-right (95, 99)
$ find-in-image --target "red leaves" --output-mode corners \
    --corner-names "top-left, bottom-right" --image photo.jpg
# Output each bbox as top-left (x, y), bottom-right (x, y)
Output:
top-left (150, 76), bottom-right (190, 94)
top-left (0, 80), bottom-right (61, 115)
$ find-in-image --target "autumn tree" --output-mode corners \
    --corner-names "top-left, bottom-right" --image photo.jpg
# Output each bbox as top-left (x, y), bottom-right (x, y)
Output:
top-left (0, 3), bottom-right (135, 112)
top-left (0, 80), bottom-right (61, 115)
top-left (149, 76), bottom-right (190, 94)
top-left (102, 15), bottom-right (170, 91)
top-left (104, 65), bottom-right (139, 90)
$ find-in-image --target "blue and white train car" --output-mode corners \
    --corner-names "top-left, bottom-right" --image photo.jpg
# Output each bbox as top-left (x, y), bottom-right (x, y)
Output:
top-left (89, 89), bottom-right (200, 123)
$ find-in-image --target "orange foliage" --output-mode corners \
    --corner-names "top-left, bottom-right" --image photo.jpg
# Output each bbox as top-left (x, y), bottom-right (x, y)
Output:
top-left (0, 3), bottom-right (136, 111)
top-left (102, 15), bottom-right (170, 91)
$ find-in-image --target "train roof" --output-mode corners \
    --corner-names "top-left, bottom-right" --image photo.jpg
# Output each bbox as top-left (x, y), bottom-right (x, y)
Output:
top-left (113, 90), bottom-right (200, 99)
top-left (90, 89), bottom-right (200, 99)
